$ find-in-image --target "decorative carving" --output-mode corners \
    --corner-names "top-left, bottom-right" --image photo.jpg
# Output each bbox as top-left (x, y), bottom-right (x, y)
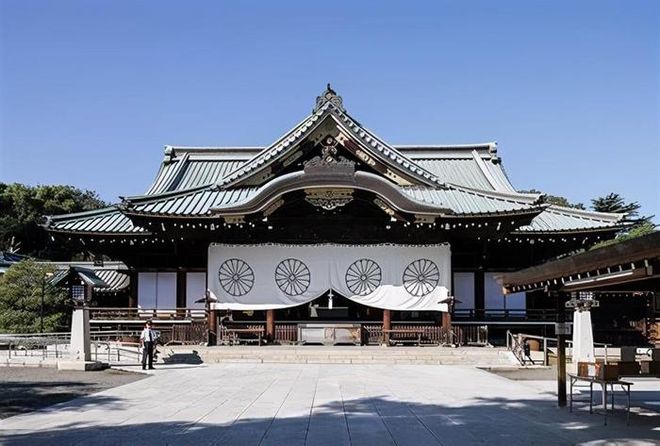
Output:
top-left (282, 151), bottom-right (303, 168)
top-left (373, 198), bottom-right (395, 216)
top-left (303, 155), bottom-right (355, 176)
top-left (263, 199), bottom-right (284, 217)
top-left (414, 214), bottom-right (435, 224)
top-left (314, 83), bottom-right (345, 112)
top-left (321, 135), bottom-right (339, 164)
top-left (224, 215), bottom-right (245, 225)
top-left (355, 149), bottom-right (376, 166)
top-left (305, 188), bottom-right (353, 211)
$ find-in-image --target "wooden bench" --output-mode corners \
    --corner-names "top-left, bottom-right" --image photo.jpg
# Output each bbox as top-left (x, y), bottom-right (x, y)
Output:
top-left (382, 329), bottom-right (433, 346)
top-left (223, 327), bottom-right (264, 346)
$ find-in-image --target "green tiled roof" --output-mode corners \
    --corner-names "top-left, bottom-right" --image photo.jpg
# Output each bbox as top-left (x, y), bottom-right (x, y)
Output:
top-left (514, 205), bottom-right (626, 234)
top-left (47, 207), bottom-right (148, 234)
top-left (45, 90), bottom-right (625, 236)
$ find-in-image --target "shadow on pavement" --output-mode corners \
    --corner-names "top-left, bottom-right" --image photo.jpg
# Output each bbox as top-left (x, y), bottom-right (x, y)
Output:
top-left (2, 395), bottom-right (659, 446)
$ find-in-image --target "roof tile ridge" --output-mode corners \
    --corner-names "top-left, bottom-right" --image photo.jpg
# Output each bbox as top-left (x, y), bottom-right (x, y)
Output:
top-left (144, 157), bottom-right (170, 195)
top-left (394, 142), bottom-right (496, 151)
top-left (46, 205), bottom-right (122, 222)
top-left (471, 149), bottom-right (501, 191)
top-left (160, 152), bottom-right (190, 193)
top-left (329, 106), bottom-right (448, 188)
top-left (166, 146), bottom-right (265, 151)
top-left (545, 204), bottom-right (627, 221)
top-left (218, 106), bottom-right (329, 188)
top-left (122, 184), bottom-right (213, 206)
top-left (444, 182), bottom-right (544, 204)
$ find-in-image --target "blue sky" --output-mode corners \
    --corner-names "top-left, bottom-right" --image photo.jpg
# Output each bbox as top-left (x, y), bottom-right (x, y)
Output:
top-left (1, 1), bottom-right (658, 220)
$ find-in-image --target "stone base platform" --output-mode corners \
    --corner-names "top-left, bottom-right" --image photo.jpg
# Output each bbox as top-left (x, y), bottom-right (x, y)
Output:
top-left (57, 360), bottom-right (108, 371)
top-left (162, 345), bottom-right (517, 366)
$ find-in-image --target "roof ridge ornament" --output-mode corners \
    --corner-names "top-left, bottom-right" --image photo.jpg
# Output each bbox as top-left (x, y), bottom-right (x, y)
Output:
top-left (315, 83), bottom-right (344, 112)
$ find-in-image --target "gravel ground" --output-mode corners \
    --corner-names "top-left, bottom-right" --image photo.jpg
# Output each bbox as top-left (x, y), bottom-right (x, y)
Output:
top-left (0, 367), bottom-right (146, 419)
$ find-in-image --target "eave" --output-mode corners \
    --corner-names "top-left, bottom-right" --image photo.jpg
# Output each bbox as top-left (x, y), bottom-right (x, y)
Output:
top-left (500, 231), bottom-right (660, 294)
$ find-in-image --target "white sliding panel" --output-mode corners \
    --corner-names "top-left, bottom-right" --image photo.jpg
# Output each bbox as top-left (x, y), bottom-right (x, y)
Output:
top-left (186, 272), bottom-right (207, 309)
top-left (138, 272), bottom-right (157, 308)
top-left (156, 273), bottom-right (177, 309)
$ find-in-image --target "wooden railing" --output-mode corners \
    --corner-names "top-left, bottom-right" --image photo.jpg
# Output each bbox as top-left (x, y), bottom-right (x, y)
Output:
top-left (453, 308), bottom-right (566, 321)
top-left (219, 324), bottom-right (264, 344)
top-left (89, 307), bottom-right (207, 321)
top-left (275, 324), bottom-right (298, 344)
top-left (171, 321), bottom-right (207, 344)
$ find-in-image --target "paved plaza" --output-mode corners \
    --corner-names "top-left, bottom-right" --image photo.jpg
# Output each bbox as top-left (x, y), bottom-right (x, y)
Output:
top-left (1, 363), bottom-right (659, 446)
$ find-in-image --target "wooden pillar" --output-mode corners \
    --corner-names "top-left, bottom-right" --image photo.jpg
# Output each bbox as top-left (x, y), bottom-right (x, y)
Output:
top-left (84, 282), bottom-right (94, 304)
top-left (176, 270), bottom-right (187, 310)
top-left (266, 309), bottom-right (275, 342)
top-left (208, 308), bottom-right (217, 346)
top-left (442, 311), bottom-right (452, 330)
top-left (442, 311), bottom-right (453, 344)
top-left (128, 271), bottom-right (138, 308)
top-left (474, 270), bottom-right (485, 318)
top-left (382, 309), bottom-right (392, 344)
top-left (554, 291), bottom-right (567, 407)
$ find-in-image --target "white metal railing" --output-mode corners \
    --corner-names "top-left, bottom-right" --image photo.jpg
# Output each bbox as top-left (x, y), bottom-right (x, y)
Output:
top-left (91, 340), bottom-right (142, 364)
top-left (0, 332), bottom-right (71, 360)
top-left (506, 331), bottom-right (611, 366)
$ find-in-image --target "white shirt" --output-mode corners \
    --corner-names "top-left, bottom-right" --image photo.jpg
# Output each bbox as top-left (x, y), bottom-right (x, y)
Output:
top-left (140, 327), bottom-right (155, 343)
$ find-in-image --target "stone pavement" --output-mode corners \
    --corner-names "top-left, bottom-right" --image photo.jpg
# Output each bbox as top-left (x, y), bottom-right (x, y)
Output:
top-left (1, 363), bottom-right (658, 446)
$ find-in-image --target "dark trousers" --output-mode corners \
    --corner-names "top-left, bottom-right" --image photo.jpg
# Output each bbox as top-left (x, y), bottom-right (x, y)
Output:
top-left (142, 341), bottom-right (154, 369)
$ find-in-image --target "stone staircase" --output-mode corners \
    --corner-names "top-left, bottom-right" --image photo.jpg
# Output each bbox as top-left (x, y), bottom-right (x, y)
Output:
top-left (162, 345), bottom-right (517, 366)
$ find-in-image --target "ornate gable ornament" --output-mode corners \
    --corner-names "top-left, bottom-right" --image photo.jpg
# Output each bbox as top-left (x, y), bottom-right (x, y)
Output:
top-left (303, 134), bottom-right (355, 176)
top-left (315, 83), bottom-right (345, 112)
top-left (305, 188), bottom-right (353, 211)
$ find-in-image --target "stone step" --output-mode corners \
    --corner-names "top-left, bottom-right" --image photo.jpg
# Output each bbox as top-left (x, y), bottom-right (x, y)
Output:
top-left (163, 346), bottom-right (516, 366)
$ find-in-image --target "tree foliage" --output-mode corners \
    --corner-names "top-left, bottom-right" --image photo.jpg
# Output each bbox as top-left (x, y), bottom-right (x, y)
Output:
top-left (0, 183), bottom-right (107, 259)
top-left (0, 260), bottom-right (70, 333)
top-left (591, 193), bottom-right (641, 218)
top-left (518, 189), bottom-right (585, 209)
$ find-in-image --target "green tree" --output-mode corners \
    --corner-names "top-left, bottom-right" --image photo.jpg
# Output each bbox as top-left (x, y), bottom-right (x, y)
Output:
top-left (0, 183), bottom-right (107, 259)
top-left (591, 193), bottom-right (641, 218)
top-left (0, 260), bottom-right (70, 333)
top-left (518, 189), bottom-right (585, 209)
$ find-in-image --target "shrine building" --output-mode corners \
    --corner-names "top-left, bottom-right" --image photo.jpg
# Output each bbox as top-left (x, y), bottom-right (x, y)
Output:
top-left (45, 86), bottom-right (631, 346)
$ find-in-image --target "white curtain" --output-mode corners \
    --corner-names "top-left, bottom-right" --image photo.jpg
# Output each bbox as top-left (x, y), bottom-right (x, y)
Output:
top-left (572, 310), bottom-right (595, 363)
top-left (208, 244), bottom-right (450, 312)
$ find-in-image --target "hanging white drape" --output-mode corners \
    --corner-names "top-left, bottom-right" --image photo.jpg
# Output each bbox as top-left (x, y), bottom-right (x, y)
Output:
top-left (571, 309), bottom-right (595, 363)
top-left (208, 244), bottom-right (450, 312)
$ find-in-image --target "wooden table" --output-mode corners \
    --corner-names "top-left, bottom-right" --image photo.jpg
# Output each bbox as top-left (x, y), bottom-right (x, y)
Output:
top-left (382, 329), bottom-right (432, 346)
top-left (223, 327), bottom-right (264, 346)
top-left (569, 374), bottom-right (633, 425)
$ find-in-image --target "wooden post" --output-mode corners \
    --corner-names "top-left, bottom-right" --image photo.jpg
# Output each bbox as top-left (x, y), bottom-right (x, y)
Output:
top-left (176, 270), bottom-right (187, 309)
top-left (554, 291), bottom-right (567, 407)
top-left (442, 311), bottom-right (452, 344)
top-left (208, 308), bottom-right (217, 346)
top-left (128, 271), bottom-right (138, 308)
top-left (474, 271), bottom-right (485, 319)
top-left (382, 309), bottom-right (392, 345)
top-left (266, 309), bottom-right (275, 343)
